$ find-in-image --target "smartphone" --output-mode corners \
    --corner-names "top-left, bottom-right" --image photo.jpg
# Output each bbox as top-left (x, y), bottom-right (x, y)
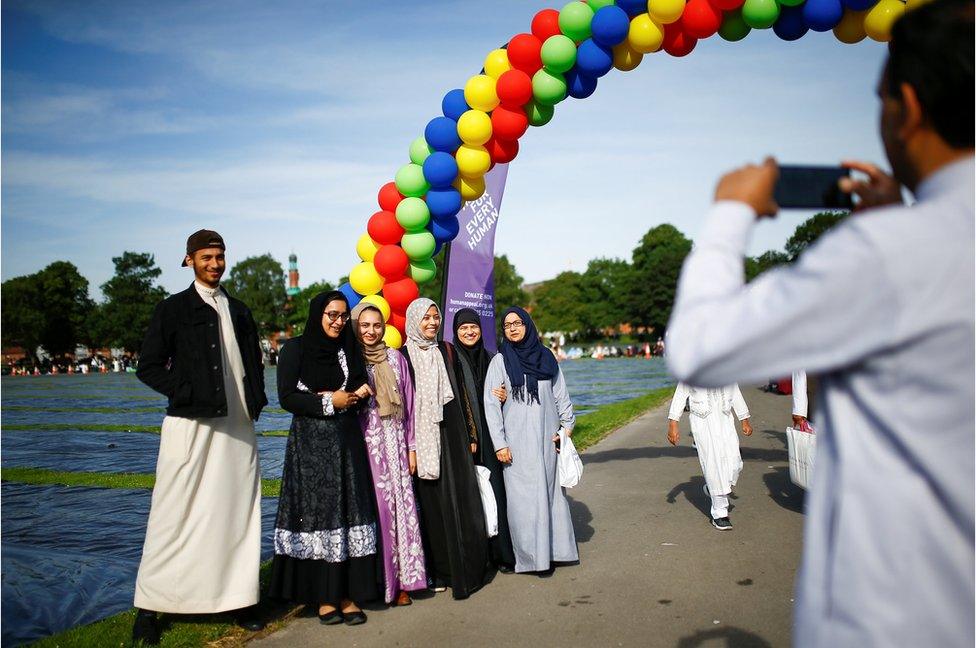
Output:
top-left (775, 165), bottom-right (853, 210)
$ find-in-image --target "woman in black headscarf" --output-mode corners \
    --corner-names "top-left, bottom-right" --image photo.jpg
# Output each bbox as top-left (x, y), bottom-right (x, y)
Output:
top-left (269, 291), bottom-right (379, 626)
top-left (452, 308), bottom-right (516, 572)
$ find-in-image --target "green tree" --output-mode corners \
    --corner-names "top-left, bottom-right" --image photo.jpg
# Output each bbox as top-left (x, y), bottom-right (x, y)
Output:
top-left (286, 280), bottom-right (335, 335)
top-left (492, 254), bottom-right (528, 312)
top-left (224, 254), bottom-right (287, 338)
top-left (530, 271), bottom-right (588, 334)
top-left (626, 224), bottom-right (692, 336)
top-left (2, 275), bottom-right (45, 361)
top-left (745, 250), bottom-right (790, 282)
top-left (785, 211), bottom-right (848, 261)
top-left (580, 257), bottom-right (632, 333)
top-left (98, 252), bottom-right (169, 353)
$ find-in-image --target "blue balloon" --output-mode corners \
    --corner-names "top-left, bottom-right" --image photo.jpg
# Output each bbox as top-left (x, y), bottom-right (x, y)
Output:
top-left (441, 89), bottom-right (470, 121)
top-left (591, 6), bottom-right (630, 47)
top-left (422, 152), bottom-right (458, 188)
top-left (576, 39), bottom-right (614, 78)
top-left (424, 116), bottom-right (462, 153)
top-left (426, 187), bottom-right (463, 219)
top-left (433, 241), bottom-right (445, 257)
top-left (616, 0), bottom-right (647, 17)
top-left (841, 0), bottom-right (878, 10)
top-left (566, 68), bottom-right (598, 99)
top-left (773, 5), bottom-right (808, 40)
top-left (429, 215), bottom-right (461, 243)
top-left (803, 0), bottom-right (843, 31)
top-left (339, 282), bottom-right (363, 309)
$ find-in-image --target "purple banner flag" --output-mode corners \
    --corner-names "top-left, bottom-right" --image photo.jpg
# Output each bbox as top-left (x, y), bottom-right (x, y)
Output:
top-left (441, 163), bottom-right (509, 352)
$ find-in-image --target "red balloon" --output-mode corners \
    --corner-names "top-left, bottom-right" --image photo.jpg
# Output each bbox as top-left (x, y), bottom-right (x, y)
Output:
top-left (710, 0), bottom-right (744, 10)
top-left (663, 22), bottom-right (698, 57)
top-left (681, 0), bottom-right (722, 38)
top-left (377, 182), bottom-right (404, 212)
top-left (383, 278), bottom-right (419, 314)
top-left (496, 69), bottom-right (534, 107)
top-left (373, 245), bottom-right (409, 280)
top-left (491, 106), bottom-right (529, 140)
top-left (507, 33), bottom-right (543, 74)
top-left (388, 311), bottom-right (407, 334)
top-left (367, 210), bottom-right (404, 246)
top-left (531, 8), bottom-right (562, 41)
top-left (485, 137), bottom-right (520, 164)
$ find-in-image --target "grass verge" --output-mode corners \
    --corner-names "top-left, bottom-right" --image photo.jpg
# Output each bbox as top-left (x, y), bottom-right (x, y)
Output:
top-left (1, 467), bottom-right (282, 498)
top-left (2, 424), bottom-right (289, 436)
top-left (572, 386), bottom-right (673, 452)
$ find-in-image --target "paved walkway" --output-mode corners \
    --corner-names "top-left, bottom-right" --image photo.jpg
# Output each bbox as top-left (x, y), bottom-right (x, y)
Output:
top-left (254, 386), bottom-right (805, 648)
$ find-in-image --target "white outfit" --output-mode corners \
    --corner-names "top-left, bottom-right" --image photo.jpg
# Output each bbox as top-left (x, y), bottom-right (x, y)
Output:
top-left (134, 282), bottom-right (262, 613)
top-left (666, 157), bottom-right (974, 648)
top-left (668, 383), bottom-right (749, 518)
top-left (792, 370), bottom-right (807, 418)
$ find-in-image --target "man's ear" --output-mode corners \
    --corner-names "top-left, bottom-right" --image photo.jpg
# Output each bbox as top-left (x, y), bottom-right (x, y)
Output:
top-left (184, 254), bottom-right (194, 267)
top-left (898, 81), bottom-right (925, 139)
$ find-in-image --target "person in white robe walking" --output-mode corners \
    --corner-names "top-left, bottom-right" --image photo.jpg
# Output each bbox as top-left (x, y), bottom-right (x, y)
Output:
top-left (133, 230), bottom-right (268, 644)
top-left (667, 383), bottom-right (753, 529)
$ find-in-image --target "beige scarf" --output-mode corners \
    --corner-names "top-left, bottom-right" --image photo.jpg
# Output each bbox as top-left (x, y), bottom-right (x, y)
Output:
top-left (351, 303), bottom-right (403, 420)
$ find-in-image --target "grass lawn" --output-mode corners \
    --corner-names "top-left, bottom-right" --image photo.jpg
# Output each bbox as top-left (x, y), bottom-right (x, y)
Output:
top-left (571, 386), bottom-right (673, 451)
top-left (1, 467), bottom-right (282, 498)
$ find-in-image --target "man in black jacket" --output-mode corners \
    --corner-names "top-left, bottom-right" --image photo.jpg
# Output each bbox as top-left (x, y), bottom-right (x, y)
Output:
top-left (132, 230), bottom-right (268, 645)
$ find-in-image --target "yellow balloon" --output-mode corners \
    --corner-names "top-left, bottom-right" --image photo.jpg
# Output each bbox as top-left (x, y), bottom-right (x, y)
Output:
top-left (383, 325), bottom-right (403, 349)
top-left (864, 0), bottom-right (905, 42)
top-left (484, 48), bottom-right (512, 79)
top-left (457, 110), bottom-right (493, 146)
top-left (455, 144), bottom-right (491, 178)
top-left (349, 261), bottom-right (385, 296)
top-left (464, 74), bottom-right (500, 112)
top-left (454, 174), bottom-right (486, 201)
top-left (833, 8), bottom-right (868, 44)
top-left (355, 233), bottom-right (380, 262)
top-left (613, 41), bottom-right (644, 71)
top-left (628, 13), bottom-right (665, 53)
top-left (647, 0), bottom-right (685, 25)
top-left (361, 294), bottom-right (391, 322)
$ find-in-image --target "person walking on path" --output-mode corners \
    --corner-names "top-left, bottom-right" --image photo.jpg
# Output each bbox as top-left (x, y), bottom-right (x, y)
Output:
top-left (452, 308), bottom-right (516, 573)
top-left (351, 302), bottom-right (428, 607)
top-left (268, 291), bottom-right (378, 626)
top-left (483, 307), bottom-right (578, 575)
top-left (665, 1), bottom-right (974, 645)
top-left (132, 230), bottom-right (268, 644)
top-left (401, 298), bottom-right (490, 599)
top-left (666, 383), bottom-right (753, 530)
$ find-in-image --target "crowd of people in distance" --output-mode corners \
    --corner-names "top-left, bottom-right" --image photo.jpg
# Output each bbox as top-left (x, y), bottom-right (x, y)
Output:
top-left (5, 354), bottom-right (134, 376)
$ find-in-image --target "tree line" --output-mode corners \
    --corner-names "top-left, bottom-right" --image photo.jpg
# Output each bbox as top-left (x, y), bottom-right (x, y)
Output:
top-left (0, 212), bottom-right (843, 361)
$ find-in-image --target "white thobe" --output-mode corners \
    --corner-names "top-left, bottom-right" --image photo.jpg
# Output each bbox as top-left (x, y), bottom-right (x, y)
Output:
top-left (792, 370), bottom-right (808, 418)
top-left (666, 157), bottom-right (975, 648)
top-left (668, 383), bottom-right (749, 518)
top-left (134, 282), bottom-right (262, 613)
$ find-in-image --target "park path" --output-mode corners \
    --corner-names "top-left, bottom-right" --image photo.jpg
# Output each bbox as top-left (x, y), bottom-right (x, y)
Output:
top-left (252, 386), bottom-right (805, 648)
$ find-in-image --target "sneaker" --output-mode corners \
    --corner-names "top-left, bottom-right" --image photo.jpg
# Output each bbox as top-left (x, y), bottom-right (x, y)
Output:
top-left (711, 517), bottom-right (733, 531)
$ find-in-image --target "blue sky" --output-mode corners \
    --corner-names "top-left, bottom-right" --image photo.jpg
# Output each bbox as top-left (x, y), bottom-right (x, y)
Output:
top-left (2, 0), bottom-right (889, 296)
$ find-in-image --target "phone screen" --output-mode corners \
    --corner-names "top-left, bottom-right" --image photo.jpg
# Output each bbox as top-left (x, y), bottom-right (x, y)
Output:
top-left (775, 165), bottom-right (853, 210)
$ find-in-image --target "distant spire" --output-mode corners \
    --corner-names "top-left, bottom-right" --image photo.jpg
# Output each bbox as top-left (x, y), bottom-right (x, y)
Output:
top-left (287, 253), bottom-right (300, 297)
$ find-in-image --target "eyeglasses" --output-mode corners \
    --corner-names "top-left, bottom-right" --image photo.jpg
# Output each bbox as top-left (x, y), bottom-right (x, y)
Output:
top-left (324, 311), bottom-right (350, 322)
top-left (503, 321), bottom-right (525, 331)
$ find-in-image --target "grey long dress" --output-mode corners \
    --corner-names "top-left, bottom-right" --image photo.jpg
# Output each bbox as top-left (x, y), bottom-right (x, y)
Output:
top-left (483, 354), bottom-right (578, 573)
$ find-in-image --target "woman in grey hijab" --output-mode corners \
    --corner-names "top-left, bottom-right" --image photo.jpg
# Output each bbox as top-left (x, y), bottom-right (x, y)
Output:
top-left (400, 298), bottom-right (489, 599)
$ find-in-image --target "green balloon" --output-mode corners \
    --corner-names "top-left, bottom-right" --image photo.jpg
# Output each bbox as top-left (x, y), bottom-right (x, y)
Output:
top-left (541, 35), bottom-right (577, 74)
top-left (526, 100), bottom-right (555, 127)
top-left (394, 163), bottom-right (429, 198)
top-left (587, 0), bottom-right (615, 10)
top-left (395, 197), bottom-right (430, 232)
top-left (532, 69), bottom-right (567, 107)
top-left (407, 257), bottom-right (438, 284)
top-left (741, 0), bottom-right (780, 29)
top-left (401, 232), bottom-right (436, 263)
top-left (719, 8), bottom-right (752, 41)
top-left (409, 136), bottom-right (432, 165)
top-left (559, 1), bottom-right (594, 41)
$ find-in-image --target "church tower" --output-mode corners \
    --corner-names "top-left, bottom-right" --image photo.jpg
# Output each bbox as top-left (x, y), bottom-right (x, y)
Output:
top-left (287, 253), bottom-right (300, 297)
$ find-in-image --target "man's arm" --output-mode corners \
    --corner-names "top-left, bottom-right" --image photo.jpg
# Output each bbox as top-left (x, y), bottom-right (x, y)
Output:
top-left (135, 300), bottom-right (178, 397)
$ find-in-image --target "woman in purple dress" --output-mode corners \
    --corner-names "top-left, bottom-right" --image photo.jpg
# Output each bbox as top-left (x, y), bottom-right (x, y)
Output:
top-left (352, 303), bottom-right (427, 606)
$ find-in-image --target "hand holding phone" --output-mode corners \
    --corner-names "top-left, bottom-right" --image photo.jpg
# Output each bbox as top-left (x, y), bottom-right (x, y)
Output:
top-left (774, 165), bottom-right (854, 210)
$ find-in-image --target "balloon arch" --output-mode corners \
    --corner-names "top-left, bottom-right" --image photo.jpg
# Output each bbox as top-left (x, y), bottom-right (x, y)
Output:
top-left (339, 0), bottom-right (907, 347)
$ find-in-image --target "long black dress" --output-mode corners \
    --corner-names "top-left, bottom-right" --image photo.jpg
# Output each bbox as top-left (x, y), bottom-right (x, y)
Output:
top-left (268, 339), bottom-right (380, 606)
top-left (454, 346), bottom-right (517, 569)
top-left (402, 341), bottom-right (490, 599)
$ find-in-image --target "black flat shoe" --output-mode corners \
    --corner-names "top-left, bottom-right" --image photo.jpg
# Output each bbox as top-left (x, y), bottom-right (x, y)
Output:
top-left (318, 609), bottom-right (344, 625)
top-left (131, 609), bottom-right (161, 646)
top-left (235, 616), bottom-right (266, 632)
top-left (498, 564), bottom-right (515, 574)
top-left (343, 610), bottom-right (367, 626)
top-left (537, 568), bottom-right (555, 579)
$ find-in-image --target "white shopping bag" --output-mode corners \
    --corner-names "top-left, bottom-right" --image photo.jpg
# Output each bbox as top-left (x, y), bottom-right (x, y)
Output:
top-left (558, 428), bottom-right (584, 489)
top-left (474, 465), bottom-right (498, 537)
top-left (786, 426), bottom-right (817, 490)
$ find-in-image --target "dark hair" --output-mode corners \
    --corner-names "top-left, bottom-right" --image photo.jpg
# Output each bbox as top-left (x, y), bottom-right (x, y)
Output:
top-left (886, 0), bottom-right (974, 149)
